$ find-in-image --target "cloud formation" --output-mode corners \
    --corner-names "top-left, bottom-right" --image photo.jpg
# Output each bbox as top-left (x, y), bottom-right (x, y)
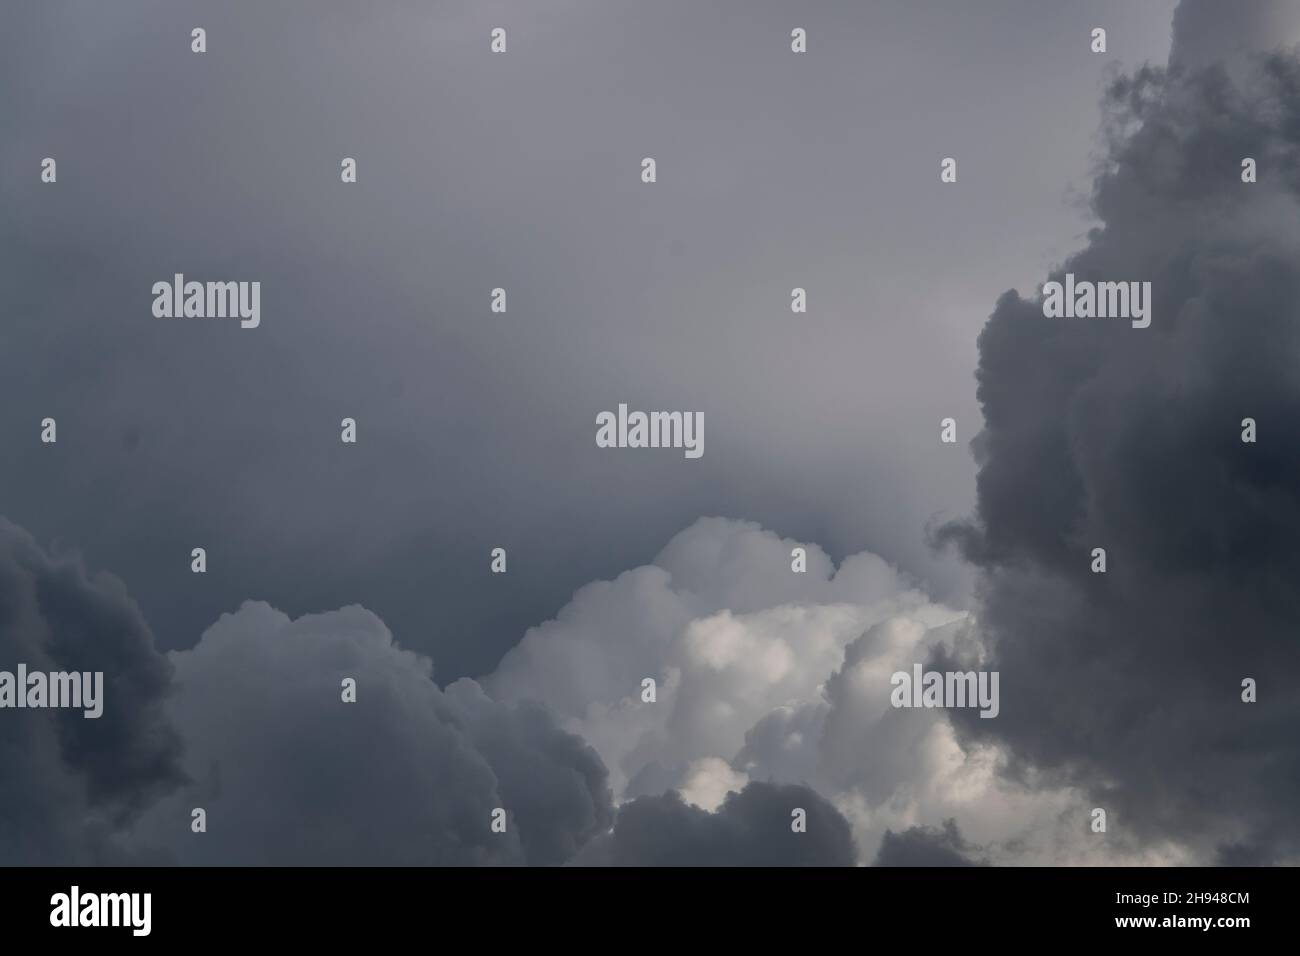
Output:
top-left (487, 517), bottom-right (1146, 865)
top-left (577, 782), bottom-right (855, 866)
top-left (0, 509), bottom-right (1221, 866)
top-left (0, 520), bottom-right (185, 864)
top-left (487, 517), bottom-right (960, 802)
top-left (0, 513), bottom-right (889, 865)
top-left (873, 820), bottom-right (983, 867)
top-left (127, 600), bottom-right (612, 865)
top-left (937, 8), bottom-right (1300, 863)
top-left (5, 2), bottom-right (1292, 867)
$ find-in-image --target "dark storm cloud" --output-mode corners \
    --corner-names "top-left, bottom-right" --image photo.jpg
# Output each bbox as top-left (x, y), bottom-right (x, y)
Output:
top-left (936, 12), bottom-right (1300, 860)
top-left (442, 680), bottom-right (614, 866)
top-left (574, 782), bottom-right (855, 866)
top-left (0, 519), bottom-right (185, 864)
top-left (874, 820), bottom-right (982, 866)
top-left (0, 510), bottom-right (615, 865)
top-left (126, 601), bottom-right (613, 865)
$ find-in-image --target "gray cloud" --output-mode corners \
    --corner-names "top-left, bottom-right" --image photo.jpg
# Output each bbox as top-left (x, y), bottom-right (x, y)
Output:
top-left (0, 519), bottom-right (185, 864)
top-left (576, 782), bottom-right (855, 866)
top-left (937, 11), bottom-right (1300, 862)
top-left (874, 820), bottom-right (983, 866)
top-left (441, 679), bottom-right (613, 866)
top-left (127, 600), bottom-right (612, 865)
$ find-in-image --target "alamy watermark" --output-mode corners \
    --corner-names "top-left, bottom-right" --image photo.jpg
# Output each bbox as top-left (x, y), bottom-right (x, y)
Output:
top-left (596, 403), bottom-right (703, 459)
top-left (1042, 272), bottom-right (1151, 328)
top-left (0, 664), bottom-right (103, 718)
top-left (152, 274), bottom-right (260, 328)
top-left (50, 886), bottom-right (150, 936)
top-left (890, 664), bottom-right (999, 719)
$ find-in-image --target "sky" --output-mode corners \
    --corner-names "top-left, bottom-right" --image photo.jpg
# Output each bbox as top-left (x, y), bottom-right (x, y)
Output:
top-left (3, 0), bottom-right (1297, 867)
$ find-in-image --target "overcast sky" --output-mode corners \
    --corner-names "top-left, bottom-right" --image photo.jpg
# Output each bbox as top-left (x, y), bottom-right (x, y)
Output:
top-left (4, 0), bottom-right (1298, 867)
top-left (1, 0), bottom-right (1179, 678)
